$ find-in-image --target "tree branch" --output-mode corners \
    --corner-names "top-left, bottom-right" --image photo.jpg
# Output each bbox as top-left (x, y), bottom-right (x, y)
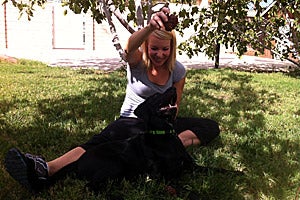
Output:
top-left (99, 0), bottom-right (127, 63)
top-left (229, 20), bottom-right (300, 67)
top-left (112, 9), bottom-right (136, 34)
top-left (135, 0), bottom-right (144, 30)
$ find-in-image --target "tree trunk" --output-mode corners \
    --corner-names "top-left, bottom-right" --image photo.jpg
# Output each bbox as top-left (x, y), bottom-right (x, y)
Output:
top-left (135, 0), bottom-right (144, 29)
top-left (215, 43), bottom-right (220, 69)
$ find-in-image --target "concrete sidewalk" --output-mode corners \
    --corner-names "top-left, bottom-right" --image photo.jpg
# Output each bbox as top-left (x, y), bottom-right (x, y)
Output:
top-left (2, 45), bottom-right (297, 72)
top-left (45, 50), bottom-right (297, 72)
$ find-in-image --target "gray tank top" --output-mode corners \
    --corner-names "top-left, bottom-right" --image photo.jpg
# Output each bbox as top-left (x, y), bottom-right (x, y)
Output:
top-left (120, 60), bottom-right (186, 117)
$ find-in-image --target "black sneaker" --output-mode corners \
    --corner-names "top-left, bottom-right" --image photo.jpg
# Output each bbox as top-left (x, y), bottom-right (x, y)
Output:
top-left (4, 148), bottom-right (48, 192)
top-left (25, 152), bottom-right (48, 181)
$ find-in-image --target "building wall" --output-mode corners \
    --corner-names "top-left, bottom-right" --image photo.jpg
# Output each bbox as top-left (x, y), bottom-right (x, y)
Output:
top-left (0, 4), bottom-right (5, 49)
top-left (1, 3), bottom-right (53, 59)
top-left (0, 2), bottom-right (130, 61)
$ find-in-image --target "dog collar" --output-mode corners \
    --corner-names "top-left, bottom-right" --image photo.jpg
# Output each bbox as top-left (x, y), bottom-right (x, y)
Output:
top-left (148, 130), bottom-right (175, 135)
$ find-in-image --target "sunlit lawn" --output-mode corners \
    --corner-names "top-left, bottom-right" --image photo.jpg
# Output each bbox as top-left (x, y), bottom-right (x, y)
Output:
top-left (0, 60), bottom-right (299, 199)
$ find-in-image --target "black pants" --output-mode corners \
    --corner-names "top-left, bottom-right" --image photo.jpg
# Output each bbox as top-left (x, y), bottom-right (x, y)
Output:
top-left (50, 116), bottom-right (220, 188)
top-left (80, 116), bottom-right (220, 150)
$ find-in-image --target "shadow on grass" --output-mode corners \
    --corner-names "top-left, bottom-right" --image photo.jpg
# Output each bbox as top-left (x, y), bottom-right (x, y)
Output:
top-left (286, 68), bottom-right (300, 79)
top-left (1, 70), bottom-right (126, 154)
top-left (0, 69), bottom-right (127, 199)
top-left (180, 69), bottom-right (299, 199)
top-left (1, 68), bottom-right (299, 199)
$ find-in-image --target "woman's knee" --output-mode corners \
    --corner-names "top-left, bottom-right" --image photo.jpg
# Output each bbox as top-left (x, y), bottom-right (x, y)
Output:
top-left (190, 119), bottom-right (220, 145)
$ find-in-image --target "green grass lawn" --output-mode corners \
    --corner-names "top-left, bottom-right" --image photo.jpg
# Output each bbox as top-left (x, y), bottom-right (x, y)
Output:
top-left (0, 60), bottom-right (299, 200)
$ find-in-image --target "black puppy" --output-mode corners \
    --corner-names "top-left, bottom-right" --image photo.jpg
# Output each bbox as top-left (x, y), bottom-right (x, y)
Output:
top-left (76, 87), bottom-right (194, 191)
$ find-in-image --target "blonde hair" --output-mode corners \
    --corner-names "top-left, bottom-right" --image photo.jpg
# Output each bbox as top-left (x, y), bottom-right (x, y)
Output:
top-left (142, 30), bottom-right (177, 72)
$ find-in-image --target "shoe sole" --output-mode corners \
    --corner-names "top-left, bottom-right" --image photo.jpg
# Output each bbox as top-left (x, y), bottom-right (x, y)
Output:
top-left (4, 148), bottom-right (32, 191)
